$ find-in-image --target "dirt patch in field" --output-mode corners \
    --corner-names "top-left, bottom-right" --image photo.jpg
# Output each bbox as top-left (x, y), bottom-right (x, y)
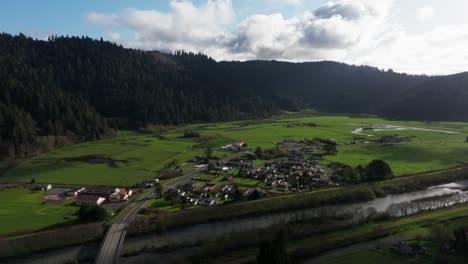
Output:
top-left (63, 155), bottom-right (128, 168)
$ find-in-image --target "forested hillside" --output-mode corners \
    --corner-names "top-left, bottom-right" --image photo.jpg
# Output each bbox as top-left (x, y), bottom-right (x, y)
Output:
top-left (0, 33), bottom-right (467, 159)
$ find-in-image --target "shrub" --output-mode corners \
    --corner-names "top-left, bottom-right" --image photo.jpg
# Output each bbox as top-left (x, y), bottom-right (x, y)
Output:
top-left (78, 205), bottom-right (107, 223)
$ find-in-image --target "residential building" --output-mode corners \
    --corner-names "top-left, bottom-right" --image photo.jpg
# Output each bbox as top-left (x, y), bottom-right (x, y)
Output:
top-left (76, 195), bottom-right (106, 206)
top-left (109, 189), bottom-right (132, 202)
top-left (36, 184), bottom-right (52, 191)
top-left (66, 187), bottom-right (86, 196)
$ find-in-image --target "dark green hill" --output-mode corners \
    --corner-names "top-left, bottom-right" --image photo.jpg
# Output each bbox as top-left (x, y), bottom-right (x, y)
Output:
top-left (0, 33), bottom-right (465, 158)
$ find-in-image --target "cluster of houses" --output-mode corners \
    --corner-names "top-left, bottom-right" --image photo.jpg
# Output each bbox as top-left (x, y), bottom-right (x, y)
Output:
top-left (74, 186), bottom-right (133, 206)
top-left (248, 151), bottom-right (326, 192)
top-left (166, 182), bottom-right (238, 207)
top-left (36, 183), bottom-right (135, 206)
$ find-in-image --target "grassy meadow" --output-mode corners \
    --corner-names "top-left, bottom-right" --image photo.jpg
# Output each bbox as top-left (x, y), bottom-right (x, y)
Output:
top-left (0, 188), bottom-right (77, 234)
top-left (2, 114), bottom-right (468, 185)
top-left (0, 131), bottom-right (200, 186)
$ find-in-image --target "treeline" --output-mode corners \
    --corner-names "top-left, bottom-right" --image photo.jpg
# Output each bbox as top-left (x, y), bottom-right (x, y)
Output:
top-left (3, 33), bottom-right (468, 158)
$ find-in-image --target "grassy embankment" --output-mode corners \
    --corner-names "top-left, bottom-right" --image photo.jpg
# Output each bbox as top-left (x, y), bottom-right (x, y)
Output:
top-left (210, 203), bottom-right (468, 263)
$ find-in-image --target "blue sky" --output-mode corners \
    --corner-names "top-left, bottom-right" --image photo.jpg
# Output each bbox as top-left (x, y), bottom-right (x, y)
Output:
top-left (0, 0), bottom-right (323, 38)
top-left (2, 0), bottom-right (468, 74)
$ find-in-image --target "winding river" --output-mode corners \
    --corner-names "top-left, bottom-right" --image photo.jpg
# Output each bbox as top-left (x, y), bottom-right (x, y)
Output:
top-left (349, 124), bottom-right (459, 137)
top-left (123, 180), bottom-right (468, 252)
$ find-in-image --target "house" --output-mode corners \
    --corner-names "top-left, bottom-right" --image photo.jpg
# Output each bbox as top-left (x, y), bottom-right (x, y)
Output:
top-left (221, 185), bottom-right (236, 194)
top-left (276, 181), bottom-right (288, 191)
top-left (214, 166), bottom-right (231, 173)
top-left (199, 200), bottom-right (216, 206)
top-left (193, 183), bottom-right (220, 194)
top-left (141, 178), bottom-right (160, 188)
top-left (224, 175), bottom-right (234, 182)
top-left (109, 189), bottom-right (132, 202)
top-left (233, 140), bottom-right (245, 148)
top-left (83, 186), bottom-right (120, 196)
top-left (36, 184), bottom-right (52, 191)
top-left (66, 187), bottom-right (86, 196)
top-left (76, 195), bottom-right (106, 206)
top-left (225, 158), bottom-right (255, 169)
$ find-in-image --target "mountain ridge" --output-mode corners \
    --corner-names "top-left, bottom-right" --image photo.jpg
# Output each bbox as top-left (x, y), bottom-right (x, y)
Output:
top-left (0, 33), bottom-right (466, 158)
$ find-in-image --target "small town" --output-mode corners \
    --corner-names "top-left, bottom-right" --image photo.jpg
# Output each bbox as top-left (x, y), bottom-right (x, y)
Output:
top-left (2, 4), bottom-right (468, 263)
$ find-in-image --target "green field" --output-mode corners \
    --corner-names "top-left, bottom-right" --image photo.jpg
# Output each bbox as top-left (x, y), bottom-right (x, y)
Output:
top-left (0, 131), bottom-right (200, 186)
top-left (146, 197), bottom-right (181, 212)
top-left (0, 188), bottom-right (78, 234)
top-left (181, 115), bottom-right (468, 176)
top-left (3, 114), bottom-right (468, 185)
top-left (322, 249), bottom-right (413, 264)
top-left (326, 142), bottom-right (468, 175)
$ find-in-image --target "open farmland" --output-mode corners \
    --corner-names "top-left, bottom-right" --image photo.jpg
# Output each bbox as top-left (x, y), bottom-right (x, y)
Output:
top-left (2, 114), bottom-right (468, 185)
top-left (0, 132), bottom-right (200, 186)
top-left (0, 188), bottom-right (77, 235)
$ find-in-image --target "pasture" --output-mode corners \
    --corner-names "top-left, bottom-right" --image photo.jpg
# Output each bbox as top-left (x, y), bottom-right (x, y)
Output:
top-left (2, 114), bottom-right (468, 185)
top-left (0, 132), bottom-right (200, 186)
top-left (188, 115), bottom-right (468, 176)
top-left (0, 188), bottom-right (77, 235)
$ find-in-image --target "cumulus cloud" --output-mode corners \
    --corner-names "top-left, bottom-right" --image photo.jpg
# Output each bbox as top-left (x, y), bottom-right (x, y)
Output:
top-left (282, 0), bottom-right (304, 5)
top-left (108, 32), bottom-right (121, 42)
top-left (83, 13), bottom-right (120, 26)
top-left (84, 0), bottom-right (233, 53)
top-left (84, 0), bottom-right (468, 74)
top-left (416, 6), bottom-right (434, 21)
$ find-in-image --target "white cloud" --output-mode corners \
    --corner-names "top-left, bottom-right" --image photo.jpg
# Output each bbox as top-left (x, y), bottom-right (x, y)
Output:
top-left (83, 13), bottom-right (120, 26)
top-left (416, 6), bottom-right (434, 21)
top-left (84, 0), bottom-right (468, 75)
top-left (282, 0), bottom-right (304, 5)
top-left (108, 32), bottom-right (121, 42)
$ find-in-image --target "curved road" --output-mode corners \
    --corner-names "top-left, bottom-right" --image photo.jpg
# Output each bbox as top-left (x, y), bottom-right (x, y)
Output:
top-left (94, 168), bottom-right (206, 264)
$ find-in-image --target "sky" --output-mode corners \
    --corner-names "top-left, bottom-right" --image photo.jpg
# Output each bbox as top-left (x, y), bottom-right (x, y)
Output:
top-left (2, 0), bottom-right (468, 75)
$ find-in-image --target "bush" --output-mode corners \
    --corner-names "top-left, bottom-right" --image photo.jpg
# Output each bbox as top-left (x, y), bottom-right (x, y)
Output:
top-left (183, 129), bottom-right (200, 138)
top-left (78, 205), bottom-right (107, 223)
top-left (363, 160), bottom-right (393, 182)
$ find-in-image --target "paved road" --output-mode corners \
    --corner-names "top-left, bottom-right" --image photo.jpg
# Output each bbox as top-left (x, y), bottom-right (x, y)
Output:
top-left (94, 168), bottom-right (206, 264)
top-left (303, 234), bottom-right (431, 264)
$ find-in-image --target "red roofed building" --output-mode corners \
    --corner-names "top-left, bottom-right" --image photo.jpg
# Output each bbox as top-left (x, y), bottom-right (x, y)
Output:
top-left (109, 189), bottom-right (133, 202)
top-left (233, 140), bottom-right (245, 148)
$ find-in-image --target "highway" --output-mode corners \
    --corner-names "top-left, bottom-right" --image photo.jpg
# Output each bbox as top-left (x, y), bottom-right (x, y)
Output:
top-left (94, 168), bottom-right (206, 264)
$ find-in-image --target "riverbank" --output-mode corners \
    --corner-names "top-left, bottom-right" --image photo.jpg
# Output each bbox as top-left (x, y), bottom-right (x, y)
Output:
top-left (129, 166), bottom-right (468, 234)
top-left (2, 166), bottom-right (468, 262)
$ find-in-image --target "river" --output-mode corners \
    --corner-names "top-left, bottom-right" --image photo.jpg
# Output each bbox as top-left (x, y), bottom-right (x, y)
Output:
top-left (123, 180), bottom-right (468, 253)
top-left (349, 124), bottom-right (459, 137)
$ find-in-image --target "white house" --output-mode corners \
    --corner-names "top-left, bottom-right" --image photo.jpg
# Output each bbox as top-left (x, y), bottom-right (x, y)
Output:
top-left (66, 187), bottom-right (86, 196)
top-left (37, 184), bottom-right (52, 191)
top-left (76, 195), bottom-right (106, 206)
